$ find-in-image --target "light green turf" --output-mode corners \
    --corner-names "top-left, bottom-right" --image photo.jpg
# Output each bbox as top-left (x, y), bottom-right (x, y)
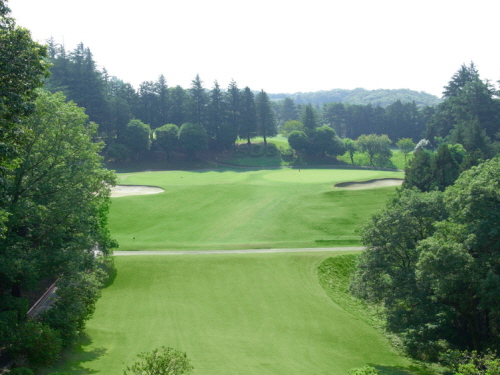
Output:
top-left (338, 150), bottom-right (410, 170)
top-left (45, 253), bottom-right (418, 375)
top-left (110, 168), bottom-right (404, 251)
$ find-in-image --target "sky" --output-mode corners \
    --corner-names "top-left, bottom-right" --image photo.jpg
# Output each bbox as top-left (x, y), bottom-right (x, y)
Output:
top-left (7, 0), bottom-right (500, 98)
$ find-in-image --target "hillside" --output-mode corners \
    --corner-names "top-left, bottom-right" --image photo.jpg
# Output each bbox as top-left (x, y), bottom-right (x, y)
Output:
top-left (268, 88), bottom-right (442, 107)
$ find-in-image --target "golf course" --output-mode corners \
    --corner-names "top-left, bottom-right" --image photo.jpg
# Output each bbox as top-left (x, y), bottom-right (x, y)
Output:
top-left (44, 167), bottom-right (421, 375)
top-left (109, 168), bottom-right (404, 250)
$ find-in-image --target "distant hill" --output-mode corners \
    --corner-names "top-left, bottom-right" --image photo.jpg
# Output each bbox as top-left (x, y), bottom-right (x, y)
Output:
top-left (268, 88), bottom-right (442, 107)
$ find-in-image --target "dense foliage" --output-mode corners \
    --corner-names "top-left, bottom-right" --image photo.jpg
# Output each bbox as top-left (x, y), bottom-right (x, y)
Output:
top-left (0, 1), bottom-right (49, 237)
top-left (0, 89), bottom-right (116, 370)
top-left (352, 158), bottom-right (500, 361)
top-left (124, 346), bottom-right (194, 375)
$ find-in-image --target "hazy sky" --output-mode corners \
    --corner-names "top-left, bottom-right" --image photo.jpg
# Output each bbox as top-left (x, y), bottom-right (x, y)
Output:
top-left (8, 0), bottom-right (499, 98)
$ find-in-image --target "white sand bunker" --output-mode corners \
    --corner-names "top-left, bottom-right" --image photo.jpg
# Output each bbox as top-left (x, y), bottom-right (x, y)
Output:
top-left (111, 185), bottom-right (164, 197)
top-left (335, 178), bottom-right (403, 190)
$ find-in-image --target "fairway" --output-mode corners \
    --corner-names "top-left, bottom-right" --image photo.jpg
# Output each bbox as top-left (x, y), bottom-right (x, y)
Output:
top-left (49, 252), bottom-right (414, 375)
top-left (109, 168), bottom-right (404, 251)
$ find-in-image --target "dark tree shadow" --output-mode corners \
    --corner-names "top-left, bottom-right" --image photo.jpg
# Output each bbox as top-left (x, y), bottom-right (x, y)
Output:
top-left (369, 364), bottom-right (435, 375)
top-left (39, 333), bottom-right (107, 375)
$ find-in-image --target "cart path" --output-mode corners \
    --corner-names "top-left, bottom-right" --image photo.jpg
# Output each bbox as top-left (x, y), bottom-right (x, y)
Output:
top-left (114, 247), bottom-right (364, 256)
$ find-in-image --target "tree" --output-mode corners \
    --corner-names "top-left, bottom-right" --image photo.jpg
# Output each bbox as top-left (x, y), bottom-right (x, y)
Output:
top-left (255, 90), bottom-right (277, 145)
top-left (155, 75), bottom-right (170, 128)
top-left (281, 97), bottom-right (297, 122)
top-left (353, 157), bottom-right (500, 358)
top-left (207, 81), bottom-right (224, 147)
top-left (323, 102), bottom-right (347, 137)
top-left (287, 130), bottom-right (309, 159)
top-left (356, 134), bottom-right (392, 166)
top-left (224, 80), bottom-right (241, 148)
top-left (431, 144), bottom-right (460, 191)
top-left (188, 74), bottom-right (207, 128)
top-left (123, 119), bottom-right (151, 160)
top-left (396, 138), bottom-right (415, 166)
top-left (309, 126), bottom-right (344, 157)
top-left (0, 2), bottom-right (49, 237)
top-left (124, 346), bottom-right (193, 375)
top-left (343, 138), bottom-right (357, 164)
top-left (155, 124), bottom-right (179, 161)
top-left (168, 86), bottom-right (188, 126)
top-left (178, 122), bottom-right (207, 159)
top-left (239, 87), bottom-right (257, 144)
top-left (417, 158), bottom-right (500, 352)
top-left (280, 120), bottom-right (304, 137)
top-left (301, 104), bottom-right (319, 136)
top-left (403, 148), bottom-right (434, 192)
top-left (351, 188), bottom-right (448, 360)
top-left (0, 91), bottom-right (116, 353)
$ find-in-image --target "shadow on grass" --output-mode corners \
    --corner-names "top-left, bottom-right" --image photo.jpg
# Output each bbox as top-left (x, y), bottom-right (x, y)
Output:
top-left (41, 334), bottom-right (107, 375)
top-left (370, 364), bottom-right (435, 375)
top-left (102, 263), bottom-right (118, 289)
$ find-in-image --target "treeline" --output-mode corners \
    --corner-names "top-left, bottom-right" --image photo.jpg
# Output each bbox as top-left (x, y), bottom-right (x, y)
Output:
top-left (44, 41), bottom-right (278, 158)
top-left (276, 99), bottom-right (432, 141)
top-left (44, 41), bottom-right (442, 162)
top-left (269, 87), bottom-right (442, 107)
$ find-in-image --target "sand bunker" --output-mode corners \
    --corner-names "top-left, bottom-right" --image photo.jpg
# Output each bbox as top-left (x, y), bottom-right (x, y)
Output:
top-left (111, 185), bottom-right (164, 197)
top-left (334, 178), bottom-right (403, 190)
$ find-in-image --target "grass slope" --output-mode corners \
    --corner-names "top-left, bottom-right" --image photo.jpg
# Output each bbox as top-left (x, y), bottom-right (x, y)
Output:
top-left (110, 168), bottom-right (403, 251)
top-left (46, 252), bottom-right (416, 375)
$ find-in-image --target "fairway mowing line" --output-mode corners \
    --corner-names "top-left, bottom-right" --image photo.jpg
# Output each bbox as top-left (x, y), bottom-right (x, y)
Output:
top-left (113, 247), bottom-right (364, 256)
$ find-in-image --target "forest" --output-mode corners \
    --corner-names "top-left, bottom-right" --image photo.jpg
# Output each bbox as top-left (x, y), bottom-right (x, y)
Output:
top-left (2, 0), bottom-right (500, 372)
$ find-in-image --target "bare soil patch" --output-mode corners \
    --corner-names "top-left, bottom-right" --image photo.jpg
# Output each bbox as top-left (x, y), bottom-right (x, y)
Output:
top-left (334, 178), bottom-right (403, 190)
top-left (111, 185), bottom-right (164, 197)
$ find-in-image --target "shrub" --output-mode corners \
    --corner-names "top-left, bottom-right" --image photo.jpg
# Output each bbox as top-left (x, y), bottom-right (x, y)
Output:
top-left (234, 144), bottom-right (249, 157)
top-left (249, 143), bottom-right (264, 157)
top-left (441, 349), bottom-right (500, 375)
top-left (347, 365), bottom-right (379, 375)
top-left (124, 346), bottom-right (194, 375)
top-left (265, 143), bottom-right (278, 156)
top-left (107, 143), bottom-right (129, 162)
top-left (9, 368), bottom-right (34, 375)
top-left (8, 320), bottom-right (62, 370)
top-left (42, 270), bottom-right (103, 346)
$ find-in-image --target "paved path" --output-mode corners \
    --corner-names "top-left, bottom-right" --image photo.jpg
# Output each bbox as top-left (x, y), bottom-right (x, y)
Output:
top-left (114, 247), bottom-right (364, 256)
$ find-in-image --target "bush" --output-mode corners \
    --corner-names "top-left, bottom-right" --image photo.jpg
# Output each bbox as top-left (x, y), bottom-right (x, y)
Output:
top-left (441, 349), bottom-right (500, 375)
top-left (8, 320), bottom-right (62, 370)
top-left (124, 346), bottom-right (193, 375)
top-left (347, 365), bottom-right (379, 375)
top-left (249, 143), bottom-right (264, 157)
top-left (265, 143), bottom-right (278, 156)
top-left (42, 270), bottom-right (104, 346)
top-left (107, 143), bottom-right (129, 162)
top-left (9, 368), bottom-right (34, 375)
top-left (234, 144), bottom-right (249, 157)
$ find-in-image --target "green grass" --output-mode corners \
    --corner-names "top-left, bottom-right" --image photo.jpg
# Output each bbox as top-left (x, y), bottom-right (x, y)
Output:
top-left (110, 168), bottom-right (404, 251)
top-left (44, 252), bottom-right (424, 375)
top-left (338, 150), bottom-right (412, 170)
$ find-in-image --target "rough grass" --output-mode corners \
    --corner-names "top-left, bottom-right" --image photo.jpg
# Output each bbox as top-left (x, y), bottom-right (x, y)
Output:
top-left (43, 252), bottom-right (423, 375)
top-left (109, 168), bottom-right (404, 251)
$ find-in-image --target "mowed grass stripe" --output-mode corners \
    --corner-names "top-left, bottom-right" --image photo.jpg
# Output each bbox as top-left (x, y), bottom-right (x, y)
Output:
top-left (109, 169), bottom-right (403, 250)
top-left (52, 253), bottom-right (411, 375)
